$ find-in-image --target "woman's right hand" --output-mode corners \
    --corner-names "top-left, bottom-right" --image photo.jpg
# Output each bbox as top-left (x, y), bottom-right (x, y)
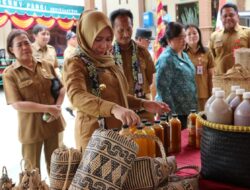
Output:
top-left (111, 105), bottom-right (140, 126)
top-left (47, 105), bottom-right (61, 119)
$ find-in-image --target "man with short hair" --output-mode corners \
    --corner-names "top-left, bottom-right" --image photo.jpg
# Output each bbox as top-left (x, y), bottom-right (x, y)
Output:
top-left (64, 31), bottom-right (77, 62)
top-left (63, 31), bottom-right (77, 117)
top-left (110, 9), bottom-right (155, 121)
top-left (135, 28), bottom-right (154, 49)
top-left (209, 3), bottom-right (250, 75)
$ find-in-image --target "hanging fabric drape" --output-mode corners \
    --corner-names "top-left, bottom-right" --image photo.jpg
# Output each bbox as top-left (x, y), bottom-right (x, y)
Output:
top-left (0, 13), bottom-right (77, 31)
top-left (0, 13), bottom-right (9, 27)
top-left (10, 13), bottom-right (35, 30)
top-left (36, 17), bottom-right (56, 29)
top-left (57, 19), bottom-right (75, 31)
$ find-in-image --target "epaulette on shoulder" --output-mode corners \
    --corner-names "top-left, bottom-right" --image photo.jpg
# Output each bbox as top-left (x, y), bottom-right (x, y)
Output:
top-left (3, 64), bottom-right (13, 73)
top-left (47, 44), bottom-right (55, 49)
top-left (241, 25), bottom-right (250, 30)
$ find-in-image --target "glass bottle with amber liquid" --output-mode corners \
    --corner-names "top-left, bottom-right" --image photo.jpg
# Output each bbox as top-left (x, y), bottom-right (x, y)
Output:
top-left (169, 114), bottom-right (181, 153)
top-left (153, 120), bottom-right (164, 157)
top-left (119, 125), bottom-right (132, 137)
top-left (187, 110), bottom-right (197, 147)
top-left (134, 125), bottom-right (148, 157)
top-left (160, 115), bottom-right (170, 154)
top-left (143, 122), bottom-right (156, 157)
top-left (129, 124), bottom-right (137, 134)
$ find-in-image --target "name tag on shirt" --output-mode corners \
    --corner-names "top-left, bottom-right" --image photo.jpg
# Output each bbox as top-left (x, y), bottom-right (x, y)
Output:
top-left (215, 40), bottom-right (223, 48)
top-left (138, 73), bottom-right (143, 84)
top-left (197, 65), bottom-right (203, 75)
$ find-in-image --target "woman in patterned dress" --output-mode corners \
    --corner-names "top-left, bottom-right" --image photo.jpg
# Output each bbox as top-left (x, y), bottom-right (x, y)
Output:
top-left (155, 22), bottom-right (197, 129)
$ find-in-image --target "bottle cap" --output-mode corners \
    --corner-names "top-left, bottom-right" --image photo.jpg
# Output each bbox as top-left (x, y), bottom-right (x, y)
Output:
top-left (231, 85), bottom-right (240, 92)
top-left (141, 119), bottom-right (147, 124)
top-left (236, 88), bottom-right (245, 95)
top-left (190, 109), bottom-right (196, 113)
top-left (112, 128), bottom-right (119, 132)
top-left (212, 87), bottom-right (221, 94)
top-left (243, 92), bottom-right (250, 99)
top-left (215, 90), bottom-right (225, 98)
top-left (136, 123), bottom-right (144, 129)
top-left (160, 116), bottom-right (167, 121)
top-left (172, 113), bottom-right (178, 117)
top-left (122, 125), bottom-right (129, 129)
top-left (154, 120), bottom-right (161, 124)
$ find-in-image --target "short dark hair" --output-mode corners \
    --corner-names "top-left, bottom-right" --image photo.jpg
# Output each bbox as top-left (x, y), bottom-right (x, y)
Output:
top-left (7, 29), bottom-right (30, 58)
top-left (220, 3), bottom-right (238, 14)
top-left (109, 9), bottom-right (133, 27)
top-left (160, 22), bottom-right (184, 47)
top-left (32, 24), bottom-right (49, 35)
top-left (184, 24), bottom-right (206, 54)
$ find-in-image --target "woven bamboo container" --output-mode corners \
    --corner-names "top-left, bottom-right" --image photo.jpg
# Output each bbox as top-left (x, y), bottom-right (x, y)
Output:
top-left (212, 64), bottom-right (250, 97)
top-left (234, 48), bottom-right (250, 70)
top-left (197, 112), bottom-right (250, 188)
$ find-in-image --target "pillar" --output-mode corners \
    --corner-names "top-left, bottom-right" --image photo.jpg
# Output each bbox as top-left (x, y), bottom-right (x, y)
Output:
top-left (237, 0), bottom-right (246, 11)
top-left (199, 0), bottom-right (213, 46)
top-left (84, 0), bottom-right (95, 10)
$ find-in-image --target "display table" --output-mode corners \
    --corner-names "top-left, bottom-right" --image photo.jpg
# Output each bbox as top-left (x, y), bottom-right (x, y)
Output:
top-left (174, 129), bottom-right (249, 190)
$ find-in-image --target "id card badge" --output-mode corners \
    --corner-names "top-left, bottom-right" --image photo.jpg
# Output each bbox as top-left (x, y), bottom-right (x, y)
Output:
top-left (197, 65), bottom-right (203, 75)
top-left (138, 73), bottom-right (143, 84)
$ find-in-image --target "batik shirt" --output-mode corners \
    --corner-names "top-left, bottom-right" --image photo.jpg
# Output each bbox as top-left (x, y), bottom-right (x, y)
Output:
top-left (155, 46), bottom-right (197, 115)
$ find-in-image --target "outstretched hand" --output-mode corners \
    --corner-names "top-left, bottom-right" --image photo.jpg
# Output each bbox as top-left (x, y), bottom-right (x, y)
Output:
top-left (142, 100), bottom-right (170, 115)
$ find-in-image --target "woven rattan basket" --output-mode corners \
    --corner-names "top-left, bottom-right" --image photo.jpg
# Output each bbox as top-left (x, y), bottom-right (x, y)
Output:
top-left (212, 64), bottom-right (250, 97)
top-left (235, 48), bottom-right (250, 70)
top-left (197, 113), bottom-right (250, 188)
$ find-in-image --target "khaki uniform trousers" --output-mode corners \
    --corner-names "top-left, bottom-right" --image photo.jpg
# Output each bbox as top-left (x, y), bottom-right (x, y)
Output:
top-left (22, 134), bottom-right (59, 175)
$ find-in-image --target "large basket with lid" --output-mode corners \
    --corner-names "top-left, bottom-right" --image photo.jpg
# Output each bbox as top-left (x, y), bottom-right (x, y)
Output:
top-left (197, 112), bottom-right (250, 188)
top-left (212, 64), bottom-right (250, 97)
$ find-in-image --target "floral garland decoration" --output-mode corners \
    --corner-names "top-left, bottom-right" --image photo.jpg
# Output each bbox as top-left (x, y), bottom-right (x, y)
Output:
top-left (113, 41), bottom-right (145, 98)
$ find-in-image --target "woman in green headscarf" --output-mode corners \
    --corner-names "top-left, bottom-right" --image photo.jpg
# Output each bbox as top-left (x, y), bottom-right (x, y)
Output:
top-left (63, 10), bottom-right (170, 151)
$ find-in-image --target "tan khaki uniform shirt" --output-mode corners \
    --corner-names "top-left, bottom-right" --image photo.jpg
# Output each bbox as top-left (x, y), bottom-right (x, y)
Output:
top-left (3, 59), bottom-right (65, 144)
top-left (120, 42), bottom-right (155, 96)
top-left (32, 42), bottom-right (59, 68)
top-left (186, 48), bottom-right (214, 99)
top-left (64, 45), bottom-right (76, 62)
top-left (63, 56), bottom-right (142, 150)
top-left (209, 24), bottom-right (250, 74)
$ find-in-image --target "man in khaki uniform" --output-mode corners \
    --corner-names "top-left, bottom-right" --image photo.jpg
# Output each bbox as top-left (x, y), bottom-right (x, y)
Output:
top-left (64, 31), bottom-right (77, 62)
top-left (110, 9), bottom-right (156, 122)
top-left (32, 24), bottom-right (61, 77)
top-left (209, 3), bottom-right (250, 75)
top-left (63, 31), bottom-right (78, 117)
top-left (135, 28), bottom-right (155, 49)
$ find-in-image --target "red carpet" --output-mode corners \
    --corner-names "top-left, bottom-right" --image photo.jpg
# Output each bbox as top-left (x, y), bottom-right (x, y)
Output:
top-left (172, 129), bottom-right (249, 190)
